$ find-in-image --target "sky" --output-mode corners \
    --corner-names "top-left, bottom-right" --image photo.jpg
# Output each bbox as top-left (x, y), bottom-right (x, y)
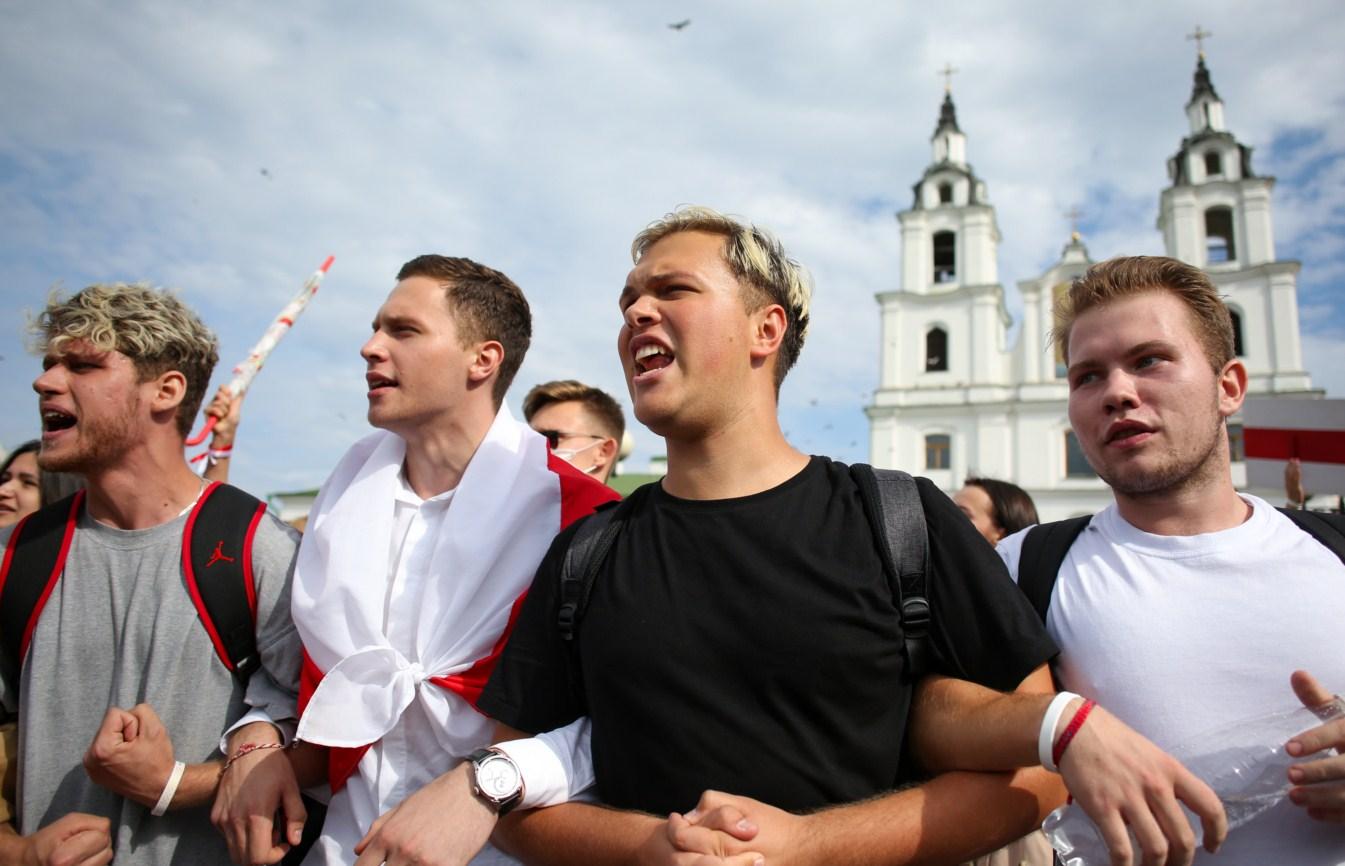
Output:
top-left (3, 1), bottom-right (1343, 501)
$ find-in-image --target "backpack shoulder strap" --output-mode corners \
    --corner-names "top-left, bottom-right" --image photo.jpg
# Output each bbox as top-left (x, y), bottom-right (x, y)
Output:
top-left (0, 491), bottom-right (85, 683)
top-left (1278, 507), bottom-right (1345, 566)
top-left (182, 482), bottom-right (268, 683)
top-left (557, 498), bottom-right (626, 643)
top-left (849, 464), bottom-right (931, 679)
top-left (1017, 516), bottom-right (1093, 624)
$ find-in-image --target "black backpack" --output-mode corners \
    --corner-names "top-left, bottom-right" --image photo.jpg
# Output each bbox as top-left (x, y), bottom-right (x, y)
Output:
top-left (555, 463), bottom-right (935, 680)
top-left (0, 482), bottom-right (268, 691)
top-left (1017, 507), bottom-right (1345, 624)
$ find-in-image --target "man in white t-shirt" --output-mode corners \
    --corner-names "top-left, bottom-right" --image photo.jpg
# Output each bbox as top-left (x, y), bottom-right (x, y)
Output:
top-left (997, 255), bottom-right (1345, 864)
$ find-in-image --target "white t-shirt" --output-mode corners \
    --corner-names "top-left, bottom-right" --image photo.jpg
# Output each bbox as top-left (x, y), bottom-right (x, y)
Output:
top-left (999, 495), bottom-right (1345, 865)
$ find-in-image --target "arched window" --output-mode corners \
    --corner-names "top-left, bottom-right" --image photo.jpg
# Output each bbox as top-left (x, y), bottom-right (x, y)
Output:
top-left (925, 327), bottom-right (948, 372)
top-left (1064, 432), bottom-right (1095, 478)
top-left (1204, 151), bottom-right (1222, 177)
top-left (1205, 207), bottom-right (1236, 263)
top-left (938, 182), bottom-right (953, 204)
top-left (925, 434), bottom-right (951, 470)
top-left (1229, 308), bottom-right (1245, 357)
top-left (933, 231), bottom-right (956, 283)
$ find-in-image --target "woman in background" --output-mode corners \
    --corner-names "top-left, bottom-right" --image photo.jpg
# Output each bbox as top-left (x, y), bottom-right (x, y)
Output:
top-left (953, 475), bottom-right (1039, 544)
top-left (0, 439), bottom-right (84, 529)
top-left (0, 441), bottom-right (41, 529)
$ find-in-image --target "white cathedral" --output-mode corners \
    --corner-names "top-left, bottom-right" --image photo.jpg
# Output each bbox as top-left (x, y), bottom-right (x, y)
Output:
top-left (865, 52), bottom-right (1318, 520)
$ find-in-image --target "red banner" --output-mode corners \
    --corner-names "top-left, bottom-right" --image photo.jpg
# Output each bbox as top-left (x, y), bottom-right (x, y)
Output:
top-left (1243, 428), bottom-right (1345, 465)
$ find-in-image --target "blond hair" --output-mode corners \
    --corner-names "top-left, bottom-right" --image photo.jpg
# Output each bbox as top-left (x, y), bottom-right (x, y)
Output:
top-left (631, 206), bottom-right (813, 389)
top-left (32, 283), bottom-right (219, 437)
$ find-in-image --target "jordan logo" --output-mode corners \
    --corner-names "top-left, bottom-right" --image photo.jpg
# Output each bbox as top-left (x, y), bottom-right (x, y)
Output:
top-left (206, 541), bottom-right (236, 568)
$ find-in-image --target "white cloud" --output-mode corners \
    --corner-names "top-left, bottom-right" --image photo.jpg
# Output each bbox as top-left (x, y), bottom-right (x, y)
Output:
top-left (3, 0), bottom-right (1343, 492)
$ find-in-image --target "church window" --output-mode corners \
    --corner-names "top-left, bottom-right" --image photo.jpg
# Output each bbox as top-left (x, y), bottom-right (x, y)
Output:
top-left (1227, 423), bottom-right (1245, 462)
top-left (925, 434), bottom-right (951, 470)
top-left (933, 231), bottom-right (956, 283)
top-left (938, 182), bottom-right (953, 204)
top-left (1204, 151), bottom-right (1222, 177)
top-left (1064, 432), bottom-right (1095, 478)
top-left (1229, 308), bottom-right (1245, 357)
top-left (1205, 207), bottom-right (1236, 263)
top-left (925, 327), bottom-right (948, 372)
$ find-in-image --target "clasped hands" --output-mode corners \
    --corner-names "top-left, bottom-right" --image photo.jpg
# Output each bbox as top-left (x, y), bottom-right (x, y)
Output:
top-left (640, 791), bottom-right (805, 866)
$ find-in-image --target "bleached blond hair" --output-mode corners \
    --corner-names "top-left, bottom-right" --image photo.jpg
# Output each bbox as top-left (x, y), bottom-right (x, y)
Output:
top-left (631, 206), bottom-right (813, 389)
top-left (32, 283), bottom-right (219, 437)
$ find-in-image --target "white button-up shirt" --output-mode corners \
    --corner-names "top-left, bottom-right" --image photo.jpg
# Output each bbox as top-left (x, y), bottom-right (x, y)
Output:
top-left (305, 473), bottom-right (521, 865)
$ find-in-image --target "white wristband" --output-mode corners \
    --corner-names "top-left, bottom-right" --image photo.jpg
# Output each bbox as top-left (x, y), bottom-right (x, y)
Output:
top-left (151, 761), bottom-right (186, 816)
top-left (1038, 692), bottom-right (1081, 773)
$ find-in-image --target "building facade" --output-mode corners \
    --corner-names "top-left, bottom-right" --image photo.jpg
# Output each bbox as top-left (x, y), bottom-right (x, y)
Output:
top-left (866, 55), bottom-right (1318, 520)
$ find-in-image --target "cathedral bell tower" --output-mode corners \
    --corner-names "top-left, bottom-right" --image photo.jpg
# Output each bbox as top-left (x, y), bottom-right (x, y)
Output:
top-left (869, 78), bottom-right (1013, 484)
top-left (897, 88), bottom-right (1001, 295)
top-left (1157, 33), bottom-right (1311, 394)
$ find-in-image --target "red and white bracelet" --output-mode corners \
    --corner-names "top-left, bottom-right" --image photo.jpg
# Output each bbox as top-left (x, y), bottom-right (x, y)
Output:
top-left (220, 741), bottom-right (286, 776)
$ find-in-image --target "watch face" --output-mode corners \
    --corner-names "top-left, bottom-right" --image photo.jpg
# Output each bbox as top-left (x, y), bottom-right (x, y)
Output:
top-left (477, 755), bottom-right (521, 800)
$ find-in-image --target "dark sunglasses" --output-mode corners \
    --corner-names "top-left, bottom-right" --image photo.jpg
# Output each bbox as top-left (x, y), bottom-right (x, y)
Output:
top-left (535, 429), bottom-right (605, 450)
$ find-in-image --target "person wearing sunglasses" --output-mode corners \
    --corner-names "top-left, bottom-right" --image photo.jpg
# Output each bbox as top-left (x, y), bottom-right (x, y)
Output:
top-left (523, 380), bottom-right (625, 484)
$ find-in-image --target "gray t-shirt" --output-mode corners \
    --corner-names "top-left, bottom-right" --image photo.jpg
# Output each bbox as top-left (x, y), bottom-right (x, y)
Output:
top-left (0, 499), bottom-right (301, 866)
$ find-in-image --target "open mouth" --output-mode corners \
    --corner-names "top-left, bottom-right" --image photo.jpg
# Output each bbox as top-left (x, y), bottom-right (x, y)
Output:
top-left (366, 373), bottom-right (397, 394)
top-left (633, 344), bottom-right (674, 375)
top-left (42, 408), bottom-right (76, 434)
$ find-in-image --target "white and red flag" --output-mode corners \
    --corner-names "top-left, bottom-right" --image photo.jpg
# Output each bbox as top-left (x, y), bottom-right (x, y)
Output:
top-left (1243, 397), bottom-right (1345, 493)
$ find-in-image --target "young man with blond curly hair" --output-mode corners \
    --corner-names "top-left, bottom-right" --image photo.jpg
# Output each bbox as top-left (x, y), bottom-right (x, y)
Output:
top-left (0, 284), bottom-right (301, 866)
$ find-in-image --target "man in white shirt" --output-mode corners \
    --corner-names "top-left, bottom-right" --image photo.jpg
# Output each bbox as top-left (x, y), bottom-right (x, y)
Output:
top-left (213, 255), bottom-right (616, 865)
top-left (996, 255), bottom-right (1345, 864)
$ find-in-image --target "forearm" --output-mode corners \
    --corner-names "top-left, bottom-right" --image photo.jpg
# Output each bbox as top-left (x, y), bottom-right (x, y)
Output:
top-left (494, 802), bottom-right (659, 866)
top-left (201, 454), bottom-right (230, 484)
top-left (162, 761), bottom-right (223, 809)
top-left (802, 768), bottom-right (1063, 866)
top-left (287, 741), bottom-right (328, 788)
top-left (908, 666), bottom-right (1060, 774)
top-left (0, 822), bottom-right (25, 864)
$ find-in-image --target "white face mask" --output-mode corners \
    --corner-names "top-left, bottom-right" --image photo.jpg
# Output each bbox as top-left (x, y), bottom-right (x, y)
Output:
top-left (552, 438), bottom-right (602, 470)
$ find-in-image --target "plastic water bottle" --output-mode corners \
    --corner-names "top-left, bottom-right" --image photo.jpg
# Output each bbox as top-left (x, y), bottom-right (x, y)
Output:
top-left (1043, 697), bottom-right (1345, 866)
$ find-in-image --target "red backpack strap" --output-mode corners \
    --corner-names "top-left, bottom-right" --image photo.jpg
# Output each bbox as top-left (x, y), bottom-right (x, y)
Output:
top-left (0, 491), bottom-right (86, 688)
top-left (181, 482), bottom-right (268, 682)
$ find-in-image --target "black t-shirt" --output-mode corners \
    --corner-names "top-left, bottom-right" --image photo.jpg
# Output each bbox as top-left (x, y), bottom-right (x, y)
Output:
top-left (479, 457), bottom-right (1056, 815)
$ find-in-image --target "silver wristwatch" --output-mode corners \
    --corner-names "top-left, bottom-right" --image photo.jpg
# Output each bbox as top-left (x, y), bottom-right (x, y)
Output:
top-left (467, 747), bottom-right (524, 816)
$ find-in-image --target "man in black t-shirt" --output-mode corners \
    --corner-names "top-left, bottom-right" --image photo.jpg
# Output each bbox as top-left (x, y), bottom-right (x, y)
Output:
top-left (358, 208), bottom-right (1228, 866)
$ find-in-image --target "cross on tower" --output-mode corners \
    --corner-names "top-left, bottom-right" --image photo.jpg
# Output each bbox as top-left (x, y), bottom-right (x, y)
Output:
top-left (938, 63), bottom-right (958, 94)
top-left (1065, 205), bottom-right (1084, 240)
top-left (1187, 25), bottom-right (1213, 58)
